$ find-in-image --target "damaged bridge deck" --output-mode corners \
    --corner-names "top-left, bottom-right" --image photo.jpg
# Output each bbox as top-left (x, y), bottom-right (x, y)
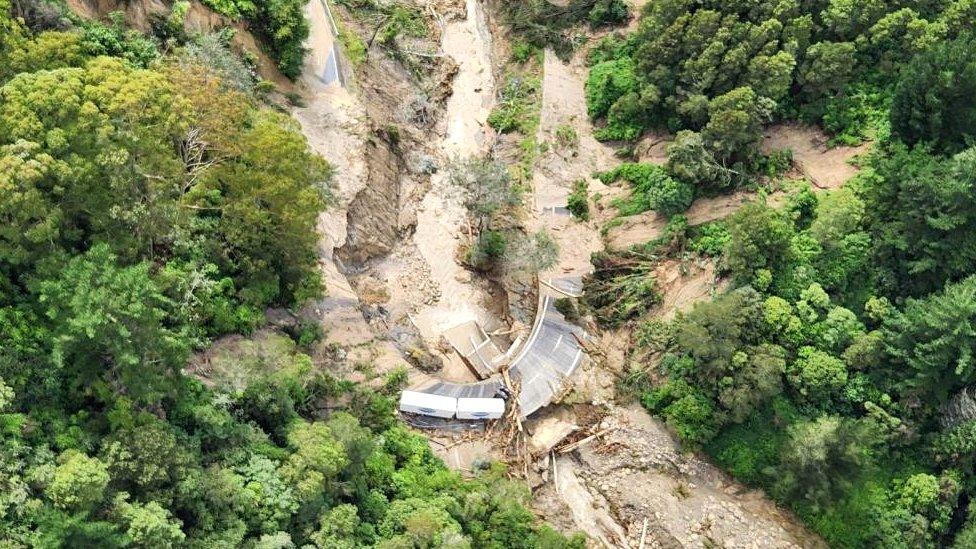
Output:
top-left (408, 283), bottom-right (588, 420)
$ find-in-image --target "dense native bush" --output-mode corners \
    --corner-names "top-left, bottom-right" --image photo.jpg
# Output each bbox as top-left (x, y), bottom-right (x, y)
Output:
top-left (584, 0), bottom-right (976, 168)
top-left (629, 139), bottom-right (976, 545)
top-left (198, 0), bottom-right (308, 78)
top-left (568, 2), bottom-right (976, 547)
top-left (890, 34), bottom-right (976, 154)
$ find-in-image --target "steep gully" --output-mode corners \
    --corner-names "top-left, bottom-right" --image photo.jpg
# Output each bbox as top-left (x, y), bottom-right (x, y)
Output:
top-left (295, 0), bottom-right (591, 418)
top-left (292, 1), bottom-right (827, 546)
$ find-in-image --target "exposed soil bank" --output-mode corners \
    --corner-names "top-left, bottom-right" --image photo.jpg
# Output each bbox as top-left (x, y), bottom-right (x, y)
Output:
top-left (535, 405), bottom-right (827, 549)
top-left (292, 0), bottom-right (403, 370)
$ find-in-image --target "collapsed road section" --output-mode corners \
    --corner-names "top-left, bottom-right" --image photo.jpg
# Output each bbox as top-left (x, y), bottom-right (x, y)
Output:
top-left (399, 280), bottom-right (588, 422)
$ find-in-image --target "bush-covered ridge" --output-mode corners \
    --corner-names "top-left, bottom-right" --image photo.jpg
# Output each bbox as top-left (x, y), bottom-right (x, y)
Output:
top-left (565, 2), bottom-right (976, 546)
top-left (632, 108), bottom-right (976, 548)
top-left (585, 1), bottom-right (976, 167)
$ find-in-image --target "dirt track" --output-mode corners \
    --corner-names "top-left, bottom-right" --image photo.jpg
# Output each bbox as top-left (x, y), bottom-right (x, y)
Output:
top-left (606, 124), bottom-right (866, 250)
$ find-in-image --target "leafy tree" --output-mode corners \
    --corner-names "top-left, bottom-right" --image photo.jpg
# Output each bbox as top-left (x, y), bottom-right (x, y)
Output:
top-left (883, 275), bottom-right (976, 409)
top-left (377, 496), bottom-right (464, 546)
top-left (80, 15), bottom-right (159, 67)
top-left (672, 287), bottom-right (787, 423)
top-left (718, 344), bottom-right (786, 422)
top-left (199, 0), bottom-right (308, 77)
top-left (254, 532), bottom-right (295, 549)
top-left (448, 157), bottom-right (521, 232)
top-left (114, 495), bottom-right (186, 548)
top-left (281, 421), bottom-right (348, 508)
top-left (36, 245), bottom-right (188, 403)
top-left (744, 51), bottom-right (795, 102)
top-left (771, 416), bottom-right (877, 509)
top-left (665, 130), bottom-right (732, 190)
top-left (864, 145), bottom-right (976, 295)
top-left (205, 111), bottom-right (330, 306)
top-left (808, 187), bottom-right (870, 296)
top-left (643, 379), bottom-right (723, 445)
top-left (0, 0), bottom-right (26, 71)
top-left (702, 87), bottom-right (774, 162)
top-left (31, 509), bottom-right (126, 548)
top-left (874, 473), bottom-right (962, 549)
top-left (821, 0), bottom-right (887, 40)
top-left (310, 504), bottom-right (360, 548)
top-left (238, 378), bottom-right (298, 443)
top-left (786, 347), bottom-right (848, 402)
top-left (0, 57), bottom-right (185, 270)
top-left (893, 473), bottom-right (960, 536)
top-left (102, 417), bottom-right (192, 493)
top-left (3, 30), bottom-right (86, 76)
top-left (798, 41), bottom-right (856, 101)
top-left (235, 455), bottom-right (299, 535)
top-left (0, 140), bottom-right (62, 289)
top-left (723, 202), bottom-right (795, 289)
top-left (866, 8), bottom-right (944, 66)
top-left (819, 306), bottom-right (864, 353)
top-left (46, 451), bottom-right (110, 512)
top-left (891, 34), bottom-right (976, 153)
top-left (0, 55), bottom-right (330, 326)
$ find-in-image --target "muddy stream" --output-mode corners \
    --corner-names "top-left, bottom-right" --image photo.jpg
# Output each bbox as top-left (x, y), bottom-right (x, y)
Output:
top-left (403, 0), bottom-right (500, 341)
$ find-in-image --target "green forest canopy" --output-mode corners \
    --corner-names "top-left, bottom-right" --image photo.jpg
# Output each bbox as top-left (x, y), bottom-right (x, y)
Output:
top-left (604, 2), bottom-right (976, 547)
top-left (585, 0), bottom-right (976, 159)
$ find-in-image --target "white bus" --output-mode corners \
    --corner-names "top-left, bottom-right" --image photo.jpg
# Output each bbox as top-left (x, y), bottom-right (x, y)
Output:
top-left (399, 392), bottom-right (507, 420)
top-left (456, 397), bottom-right (506, 420)
top-left (398, 391), bottom-right (457, 419)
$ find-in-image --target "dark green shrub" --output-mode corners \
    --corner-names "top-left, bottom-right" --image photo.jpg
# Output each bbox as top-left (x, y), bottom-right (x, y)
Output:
top-left (236, 379), bottom-right (297, 443)
top-left (566, 179), bottom-right (589, 220)
top-left (642, 378), bottom-right (723, 446)
top-left (601, 163), bottom-right (693, 217)
top-left (585, 57), bottom-right (636, 119)
top-left (81, 14), bottom-right (158, 67)
top-left (689, 222), bottom-right (730, 257)
top-left (587, 0), bottom-right (628, 27)
top-left (466, 230), bottom-right (508, 271)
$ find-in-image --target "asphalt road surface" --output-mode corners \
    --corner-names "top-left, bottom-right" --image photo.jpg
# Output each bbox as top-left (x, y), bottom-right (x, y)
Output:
top-left (409, 289), bottom-right (587, 419)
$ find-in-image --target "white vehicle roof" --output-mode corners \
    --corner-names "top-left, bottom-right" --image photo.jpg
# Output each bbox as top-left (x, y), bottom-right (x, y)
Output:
top-left (399, 391), bottom-right (457, 418)
top-left (456, 397), bottom-right (505, 420)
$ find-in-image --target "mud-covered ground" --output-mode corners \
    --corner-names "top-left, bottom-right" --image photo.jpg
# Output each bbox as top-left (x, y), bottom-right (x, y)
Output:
top-left (290, 1), bottom-right (862, 546)
top-left (533, 405), bottom-right (827, 549)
